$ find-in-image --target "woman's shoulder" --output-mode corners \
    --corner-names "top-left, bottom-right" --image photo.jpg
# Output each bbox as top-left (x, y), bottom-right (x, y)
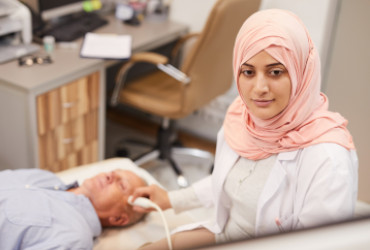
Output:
top-left (299, 143), bottom-right (358, 168)
top-left (302, 143), bottom-right (355, 156)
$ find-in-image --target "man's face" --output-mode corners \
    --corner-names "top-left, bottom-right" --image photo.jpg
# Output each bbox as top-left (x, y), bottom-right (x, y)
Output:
top-left (80, 170), bottom-right (146, 222)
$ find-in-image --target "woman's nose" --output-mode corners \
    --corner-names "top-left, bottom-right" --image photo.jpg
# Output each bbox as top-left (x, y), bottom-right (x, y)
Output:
top-left (254, 74), bottom-right (269, 94)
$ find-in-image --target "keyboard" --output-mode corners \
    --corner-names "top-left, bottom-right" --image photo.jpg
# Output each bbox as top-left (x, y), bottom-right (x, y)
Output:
top-left (40, 12), bottom-right (108, 42)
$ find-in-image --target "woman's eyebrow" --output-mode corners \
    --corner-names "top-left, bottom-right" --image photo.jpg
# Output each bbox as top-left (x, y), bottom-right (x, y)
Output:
top-left (266, 62), bottom-right (284, 67)
top-left (242, 63), bottom-right (254, 67)
top-left (242, 62), bottom-right (283, 67)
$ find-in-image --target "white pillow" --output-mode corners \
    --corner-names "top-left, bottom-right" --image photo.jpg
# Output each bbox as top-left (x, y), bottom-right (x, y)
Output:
top-left (56, 157), bottom-right (162, 187)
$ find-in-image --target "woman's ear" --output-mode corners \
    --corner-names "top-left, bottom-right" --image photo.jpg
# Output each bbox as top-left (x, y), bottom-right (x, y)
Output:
top-left (108, 213), bottom-right (129, 226)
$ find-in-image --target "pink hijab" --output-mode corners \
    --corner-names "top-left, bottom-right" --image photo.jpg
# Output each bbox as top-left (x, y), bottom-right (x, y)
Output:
top-left (224, 9), bottom-right (355, 160)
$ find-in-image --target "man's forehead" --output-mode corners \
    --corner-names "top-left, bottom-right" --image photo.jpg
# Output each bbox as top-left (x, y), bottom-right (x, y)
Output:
top-left (114, 169), bottom-right (138, 180)
top-left (113, 169), bottom-right (131, 176)
top-left (112, 169), bottom-right (146, 186)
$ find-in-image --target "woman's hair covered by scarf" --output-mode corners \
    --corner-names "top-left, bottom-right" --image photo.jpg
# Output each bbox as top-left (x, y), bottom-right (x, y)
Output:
top-left (224, 9), bottom-right (354, 160)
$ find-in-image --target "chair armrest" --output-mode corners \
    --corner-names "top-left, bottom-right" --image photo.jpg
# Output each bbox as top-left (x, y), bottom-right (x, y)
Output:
top-left (110, 52), bottom-right (169, 106)
top-left (157, 64), bottom-right (190, 84)
top-left (130, 52), bottom-right (169, 65)
top-left (125, 52), bottom-right (190, 83)
top-left (110, 52), bottom-right (190, 107)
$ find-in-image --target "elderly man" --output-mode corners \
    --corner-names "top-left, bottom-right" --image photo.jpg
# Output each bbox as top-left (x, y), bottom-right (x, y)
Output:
top-left (0, 168), bottom-right (147, 249)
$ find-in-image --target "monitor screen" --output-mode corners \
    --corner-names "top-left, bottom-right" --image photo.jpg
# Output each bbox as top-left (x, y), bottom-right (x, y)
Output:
top-left (38, 0), bottom-right (84, 21)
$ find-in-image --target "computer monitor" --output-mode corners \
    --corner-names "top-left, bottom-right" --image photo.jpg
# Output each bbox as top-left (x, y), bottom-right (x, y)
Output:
top-left (38, 0), bottom-right (84, 21)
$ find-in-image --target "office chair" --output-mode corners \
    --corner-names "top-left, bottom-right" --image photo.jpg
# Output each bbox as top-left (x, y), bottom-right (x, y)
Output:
top-left (110, 0), bottom-right (261, 187)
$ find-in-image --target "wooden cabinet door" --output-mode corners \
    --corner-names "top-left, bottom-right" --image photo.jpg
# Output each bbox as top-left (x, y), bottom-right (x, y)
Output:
top-left (36, 72), bottom-right (100, 172)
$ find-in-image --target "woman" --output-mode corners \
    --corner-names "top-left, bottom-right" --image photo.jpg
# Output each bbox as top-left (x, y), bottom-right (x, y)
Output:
top-left (132, 9), bottom-right (358, 249)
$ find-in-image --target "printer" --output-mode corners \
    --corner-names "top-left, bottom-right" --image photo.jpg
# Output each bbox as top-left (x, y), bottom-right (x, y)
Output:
top-left (0, 0), bottom-right (39, 64)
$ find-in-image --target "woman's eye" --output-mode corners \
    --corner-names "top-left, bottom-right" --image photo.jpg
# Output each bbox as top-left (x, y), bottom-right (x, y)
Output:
top-left (242, 69), bottom-right (254, 76)
top-left (270, 69), bottom-right (283, 76)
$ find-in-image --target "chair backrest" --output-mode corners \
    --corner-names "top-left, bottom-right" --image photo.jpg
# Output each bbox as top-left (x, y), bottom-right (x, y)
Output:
top-left (180, 0), bottom-right (261, 115)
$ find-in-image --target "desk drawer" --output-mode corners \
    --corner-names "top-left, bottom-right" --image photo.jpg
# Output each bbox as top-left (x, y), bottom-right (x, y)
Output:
top-left (36, 72), bottom-right (100, 171)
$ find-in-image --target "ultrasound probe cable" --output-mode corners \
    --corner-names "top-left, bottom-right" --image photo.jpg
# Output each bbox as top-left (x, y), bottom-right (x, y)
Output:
top-left (128, 196), bottom-right (173, 250)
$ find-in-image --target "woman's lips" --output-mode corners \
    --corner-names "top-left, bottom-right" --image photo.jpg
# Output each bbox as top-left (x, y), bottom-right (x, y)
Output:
top-left (253, 99), bottom-right (273, 107)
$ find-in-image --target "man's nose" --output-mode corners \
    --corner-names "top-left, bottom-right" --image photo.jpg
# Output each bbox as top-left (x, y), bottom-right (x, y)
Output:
top-left (107, 172), bottom-right (116, 184)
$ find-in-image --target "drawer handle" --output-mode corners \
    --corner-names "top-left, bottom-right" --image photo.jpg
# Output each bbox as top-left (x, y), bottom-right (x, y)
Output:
top-left (63, 102), bottom-right (76, 108)
top-left (62, 138), bottom-right (74, 144)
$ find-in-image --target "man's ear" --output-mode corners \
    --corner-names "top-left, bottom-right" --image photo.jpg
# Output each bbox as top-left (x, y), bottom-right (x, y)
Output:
top-left (108, 213), bottom-right (129, 226)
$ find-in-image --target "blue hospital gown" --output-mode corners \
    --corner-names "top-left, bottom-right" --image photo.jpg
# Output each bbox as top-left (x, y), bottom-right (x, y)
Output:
top-left (0, 169), bottom-right (101, 250)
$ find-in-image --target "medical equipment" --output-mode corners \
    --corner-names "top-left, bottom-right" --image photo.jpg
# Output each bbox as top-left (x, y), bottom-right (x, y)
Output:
top-left (128, 196), bottom-right (173, 250)
top-left (0, 0), bottom-right (32, 44)
top-left (0, 0), bottom-right (39, 63)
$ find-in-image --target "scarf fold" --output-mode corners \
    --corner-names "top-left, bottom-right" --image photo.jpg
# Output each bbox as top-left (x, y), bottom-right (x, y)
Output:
top-left (224, 9), bottom-right (354, 160)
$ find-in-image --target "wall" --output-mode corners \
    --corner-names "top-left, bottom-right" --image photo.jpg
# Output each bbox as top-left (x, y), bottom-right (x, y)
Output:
top-left (169, 0), bottom-right (218, 32)
top-left (324, 0), bottom-right (370, 203)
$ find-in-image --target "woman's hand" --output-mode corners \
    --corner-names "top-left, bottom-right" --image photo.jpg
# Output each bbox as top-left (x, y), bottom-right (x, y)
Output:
top-left (130, 184), bottom-right (171, 213)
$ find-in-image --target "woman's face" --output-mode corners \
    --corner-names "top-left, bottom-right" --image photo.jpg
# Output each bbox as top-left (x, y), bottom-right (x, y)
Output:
top-left (238, 50), bottom-right (291, 120)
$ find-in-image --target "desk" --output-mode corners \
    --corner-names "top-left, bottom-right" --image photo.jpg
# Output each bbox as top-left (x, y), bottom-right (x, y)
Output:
top-left (0, 14), bottom-right (188, 171)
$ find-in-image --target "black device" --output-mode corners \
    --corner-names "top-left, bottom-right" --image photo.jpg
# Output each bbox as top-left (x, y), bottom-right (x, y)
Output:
top-left (38, 12), bottom-right (108, 42)
top-left (38, 0), bottom-right (86, 21)
top-left (30, 0), bottom-right (108, 42)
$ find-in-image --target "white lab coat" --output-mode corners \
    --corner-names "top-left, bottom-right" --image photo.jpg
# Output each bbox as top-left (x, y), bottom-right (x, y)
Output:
top-left (174, 127), bottom-right (358, 236)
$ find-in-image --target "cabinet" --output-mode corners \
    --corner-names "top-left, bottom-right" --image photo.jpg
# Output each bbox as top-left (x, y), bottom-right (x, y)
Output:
top-left (36, 72), bottom-right (100, 171)
top-left (0, 63), bottom-right (105, 172)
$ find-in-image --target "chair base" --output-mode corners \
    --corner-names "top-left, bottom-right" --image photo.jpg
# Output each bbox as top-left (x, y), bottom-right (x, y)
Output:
top-left (114, 118), bottom-right (214, 188)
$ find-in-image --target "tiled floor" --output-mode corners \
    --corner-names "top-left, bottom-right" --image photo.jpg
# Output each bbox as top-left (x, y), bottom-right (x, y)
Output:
top-left (105, 110), bottom-right (215, 191)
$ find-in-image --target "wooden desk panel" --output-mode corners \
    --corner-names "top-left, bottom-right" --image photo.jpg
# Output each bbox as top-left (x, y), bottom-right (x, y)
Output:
top-left (37, 72), bottom-right (99, 172)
